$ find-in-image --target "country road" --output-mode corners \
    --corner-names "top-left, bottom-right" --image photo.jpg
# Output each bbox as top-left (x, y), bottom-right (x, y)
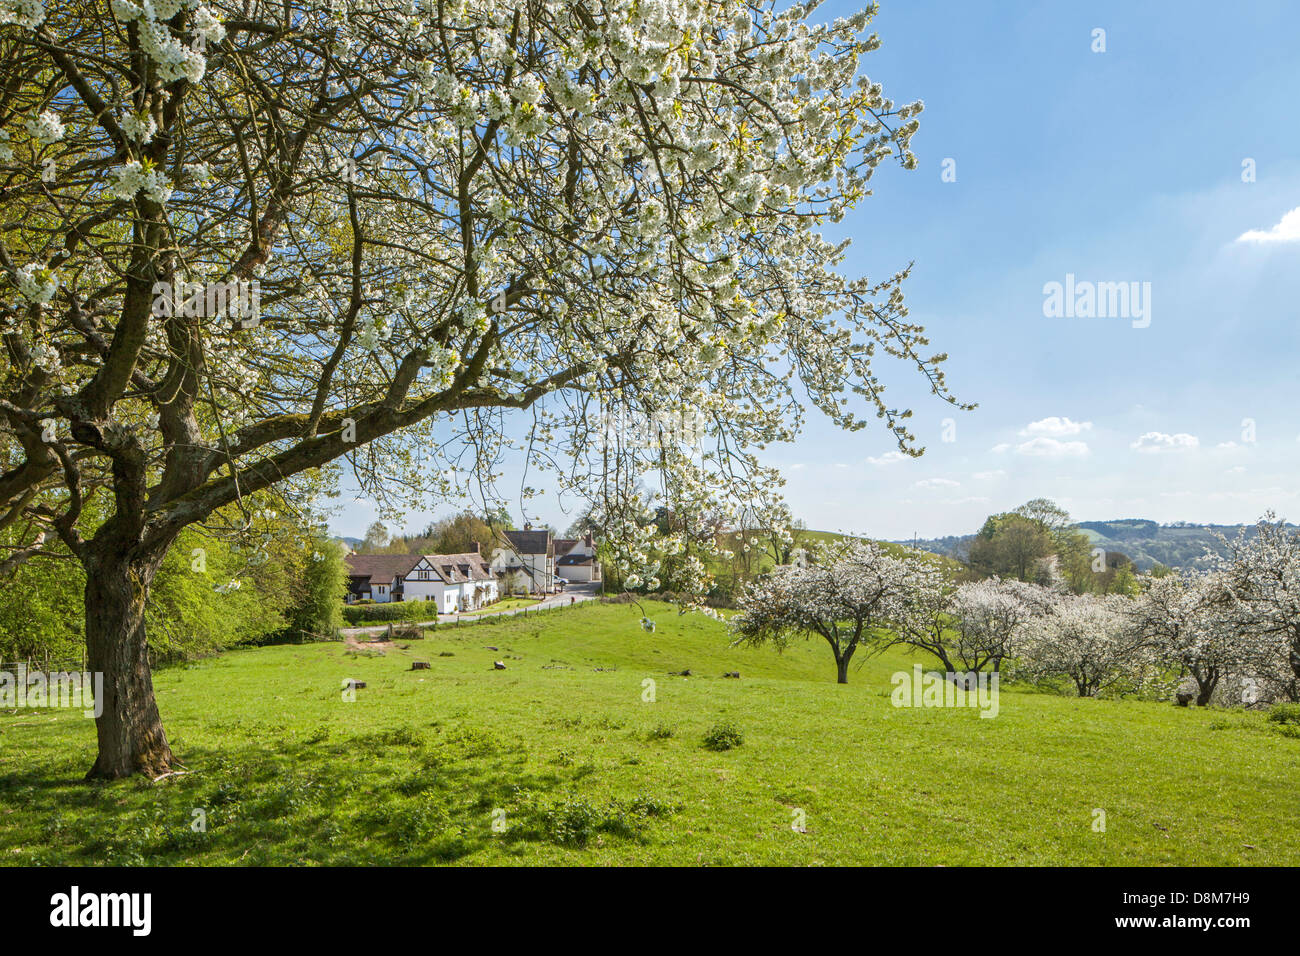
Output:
top-left (339, 581), bottom-right (602, 639)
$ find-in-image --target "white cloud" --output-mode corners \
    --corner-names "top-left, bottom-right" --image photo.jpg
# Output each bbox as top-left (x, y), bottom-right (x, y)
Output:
top-left (1016, 437), bottom-right (1090, 458)
top-left (915, 478), bottom-right (960, 489)
top-left (972, 469), bottom-right (1006, 480)
top-left (1236, 207), bottom-right (1300, 244)
top-left (867, 451), bottom-right (907, 466)
top-left (1020, 416), bottom-right (1093, 438)
top-left (1131, 431), bottom-right (1199, 453)
top-left (1226, 466), bottom-right (1246, 475)
top-left (990, 443), bottom-right (1012, 454)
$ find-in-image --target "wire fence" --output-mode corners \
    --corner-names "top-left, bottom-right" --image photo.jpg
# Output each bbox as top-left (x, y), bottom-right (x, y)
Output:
top-left (0, 655), bottom-right (87, 679)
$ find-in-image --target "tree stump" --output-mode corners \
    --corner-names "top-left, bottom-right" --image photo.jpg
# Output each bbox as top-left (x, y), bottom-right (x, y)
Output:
top-left (411, 661), bottom-right (430, 670)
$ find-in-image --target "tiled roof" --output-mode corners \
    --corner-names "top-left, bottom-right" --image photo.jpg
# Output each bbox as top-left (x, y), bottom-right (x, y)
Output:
top-left (504, 529), bottom-right (552, 556)
top-left (557, 553), bottom-right (594, 566)
top-left (553, 538), bottom-right (577, 557)
top-left (423, 553), bottom-right (494, 584)
top-left (345, 553), bottom-right (421, 584)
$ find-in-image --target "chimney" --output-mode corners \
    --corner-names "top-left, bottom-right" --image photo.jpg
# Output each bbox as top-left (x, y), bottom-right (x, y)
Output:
top-left (473, 541), bottom-right (480, 554)
top-left (524, 522), bottom-right (532, 530)
top-left (584, 531), bottom-right (593, 547)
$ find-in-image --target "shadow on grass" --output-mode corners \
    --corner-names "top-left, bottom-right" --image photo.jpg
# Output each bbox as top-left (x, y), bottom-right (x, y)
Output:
top-left (0, 719), bottom-right (677, 865)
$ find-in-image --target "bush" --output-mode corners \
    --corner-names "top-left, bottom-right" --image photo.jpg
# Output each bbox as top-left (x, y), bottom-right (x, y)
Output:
top-left (1265, 703), bottom-right (1300, 726)
top-left (702, 722), bottom-right (743, 751)
top-left (341, 602), bottom-right (436, 625)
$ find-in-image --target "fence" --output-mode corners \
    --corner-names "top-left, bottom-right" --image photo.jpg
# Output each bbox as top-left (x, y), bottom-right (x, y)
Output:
top-left (0, 655), bottom-right (86, 679)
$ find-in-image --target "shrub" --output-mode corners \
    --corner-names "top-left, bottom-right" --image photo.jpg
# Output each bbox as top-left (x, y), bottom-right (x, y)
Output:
top-left (1266, 703), bottom-right (1300, 726)
top-left (543, 797), bottom-right (601, 847)
top-left (702, 721), bottom-right (743, 751)
top-left (341, 602), bottom-right (435, 625)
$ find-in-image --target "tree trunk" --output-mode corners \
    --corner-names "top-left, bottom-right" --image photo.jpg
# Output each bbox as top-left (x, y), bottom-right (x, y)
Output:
top-left (83, 546), bottom-right (174, 779)
top-left (1195, 667), bottom-right (1219, 708)
top-left (835, 656), bottom-right (849, 684)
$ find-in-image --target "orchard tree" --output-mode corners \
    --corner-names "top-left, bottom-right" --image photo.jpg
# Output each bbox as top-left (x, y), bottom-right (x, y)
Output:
top-left (895, 575), bottom-right (1054, 679)
top-left (0, 1), bottom-right (963, 776)
top-left (731, 540), bottom-right (923, 683)
top-left (1216, 515), bottom-right (1300, 701)
top-left (1129, 571), bottom-right (1273, 707)
top-left (1017, 593), bottom-right (1147, 697)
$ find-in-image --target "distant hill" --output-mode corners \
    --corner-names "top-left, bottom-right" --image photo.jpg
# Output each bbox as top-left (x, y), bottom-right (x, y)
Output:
top-left (900, 520), bottom-right (1282, 572)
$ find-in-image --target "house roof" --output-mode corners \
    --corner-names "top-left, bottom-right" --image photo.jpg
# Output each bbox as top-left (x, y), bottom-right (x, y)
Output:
top-left (422, 552), bottom-right (494, 584)
top-left (345, 553), bottom-right (421, 585)
top-left (503, 529), bottom-right (552, 556)
top-left (553, 538), bottom-right (577, 557)
top-left (557, 553), bottom-right (594, 566)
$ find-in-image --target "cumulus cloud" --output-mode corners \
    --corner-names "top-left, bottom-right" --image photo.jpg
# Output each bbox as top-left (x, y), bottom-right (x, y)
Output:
top-left (867, 451), bottom-right (907, 466)
top-left (1015, 437), bottom-right (1090, 458)
top-left (1019, 416), bottom-right (1093, 438)
top-left (1131, 431), bottom-right (1199, 453)
top-left (1236, 207), bottom-right (1300, 244)
top-left (914, 478), bottom-right (960, 489)
top-left (972, 470), bottom-right (1006, 480)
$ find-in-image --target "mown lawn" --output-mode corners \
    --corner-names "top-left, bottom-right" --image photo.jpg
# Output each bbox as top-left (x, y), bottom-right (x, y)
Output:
top-left (1, 600), bottom-right (1297, 865)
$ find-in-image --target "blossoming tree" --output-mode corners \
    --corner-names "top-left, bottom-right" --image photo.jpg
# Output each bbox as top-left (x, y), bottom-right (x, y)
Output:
top-left (730, 541), bottom-right (925, 683)
top-left (893, 574), bottom-right (1054, 680)
top-left (0, 0), bottom-right (964, 776)
top-left (1214, 515), bottom-right (1300, 701)
top-left (1017, 593), bottom-right (1148, 697)
top-left (1129, 572), bottom-right (1269, 706)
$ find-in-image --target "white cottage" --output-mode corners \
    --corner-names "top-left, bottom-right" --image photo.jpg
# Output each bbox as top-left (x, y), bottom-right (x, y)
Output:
top-left (404, 547), bottom-right (499, 613)
top-left (490, 527), bottom-right (557, 595)
top-left (554, 531), bottom-right (601, 583)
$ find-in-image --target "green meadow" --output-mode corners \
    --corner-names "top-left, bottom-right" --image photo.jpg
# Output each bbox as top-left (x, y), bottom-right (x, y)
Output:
top-left (1, 600), bottom-right (1296, 866)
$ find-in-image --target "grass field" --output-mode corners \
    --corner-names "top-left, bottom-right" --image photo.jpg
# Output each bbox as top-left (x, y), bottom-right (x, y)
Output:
top-left (1, 600), bottom-right (1297, 866)
top-left (459, 596), bottom-right (540, 614)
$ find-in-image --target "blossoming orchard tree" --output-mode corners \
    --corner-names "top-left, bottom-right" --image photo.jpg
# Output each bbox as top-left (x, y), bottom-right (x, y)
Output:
top-left (730, 541), bottom-right (926, 683)
top-left (1215, 515), bottom-right (1300, 702)
top-left (0, 0), bottom-right (963, 777)
top-left (893, 574), bottom-right (1053, 681)
top-left (1129, 572), bottom-right (1266, 707)
top-left (1017, 593), bottom-right (1148, 698)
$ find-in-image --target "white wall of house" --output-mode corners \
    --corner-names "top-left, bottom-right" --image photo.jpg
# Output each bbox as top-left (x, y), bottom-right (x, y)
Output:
top-left (557, 537), bottom-right (599, 583)
top-left (403, 560), bottom-right (441, 603)
top-left (437, 582), bottom-right (462, 614)
top-left (557, 561), bottom-right (595, 583)
top-left (404, 559), bottom-right (464, 613)
top-left (490, 549), bottom-right (554, 594)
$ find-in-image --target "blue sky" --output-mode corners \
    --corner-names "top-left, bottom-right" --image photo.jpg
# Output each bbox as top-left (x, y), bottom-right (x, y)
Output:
top-left (331, 0), bottom-right (1300, 541)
